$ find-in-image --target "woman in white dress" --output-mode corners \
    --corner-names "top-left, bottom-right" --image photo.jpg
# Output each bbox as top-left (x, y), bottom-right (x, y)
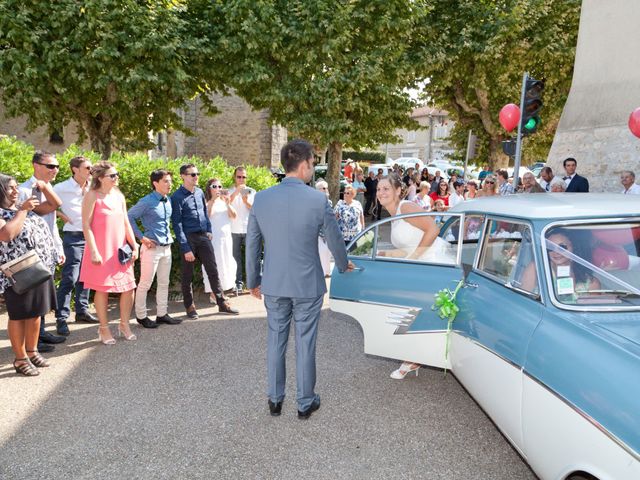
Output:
top-left (315, 180), bottom-right (333, 277)
top-left (203, 178), bottom-right (237, 301)
top-left (377, 173), bottom-right (455, 379)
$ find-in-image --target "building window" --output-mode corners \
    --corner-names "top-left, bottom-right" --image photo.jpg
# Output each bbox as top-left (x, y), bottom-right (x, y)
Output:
top-left (406, 131), bottom-right (416, 144)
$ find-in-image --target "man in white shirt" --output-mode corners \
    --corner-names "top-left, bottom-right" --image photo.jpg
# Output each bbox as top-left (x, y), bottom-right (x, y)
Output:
top-left (620, 170), bottom-right (640, 194)
top-left (53, 156), bottom-right (98, 336)
top-left (449, 180), bottom-right (466, 207)
top-left (539, 167), bottom-right (554, 191)
top-left (18, 151), bottom-right (66, 350)
top-left (229, 167), bottom-right (255, 294)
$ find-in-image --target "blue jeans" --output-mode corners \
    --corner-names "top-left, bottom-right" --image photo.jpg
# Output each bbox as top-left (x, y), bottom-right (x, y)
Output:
top-left (55, 232), bottom-right (90, 323)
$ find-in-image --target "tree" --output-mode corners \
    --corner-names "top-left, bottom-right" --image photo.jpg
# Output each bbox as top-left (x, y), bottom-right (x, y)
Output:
top-left (416, 0), bottom-right (581, 168)
top-left (189, 0), bottom-right (426, 203)
top-left (0, 1), bottom-right (221, 159)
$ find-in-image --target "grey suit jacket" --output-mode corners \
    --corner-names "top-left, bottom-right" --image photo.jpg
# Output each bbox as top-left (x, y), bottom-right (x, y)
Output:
top-left (246, 177), bottom-right (349, 298)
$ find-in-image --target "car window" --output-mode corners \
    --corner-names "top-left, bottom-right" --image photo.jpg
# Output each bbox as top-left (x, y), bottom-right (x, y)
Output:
top-left (478, 219), bottom-right (539, 295)
top-left (440, 215), bottom-right (485, 267)
top-left (544, 222), bottom-right (640, 307)
top-left (348, 229), bottom-right (375, 258)
top-left (374, 213), bottom-right (458, 265)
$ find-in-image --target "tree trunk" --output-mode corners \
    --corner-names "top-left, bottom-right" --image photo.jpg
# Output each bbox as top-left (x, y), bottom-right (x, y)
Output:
top-left (489, 137), bottom-right (509, 170)
top-left (327, 140), bottom-right (343, 206)
top-left (85, 115), bottom-right (113, 160)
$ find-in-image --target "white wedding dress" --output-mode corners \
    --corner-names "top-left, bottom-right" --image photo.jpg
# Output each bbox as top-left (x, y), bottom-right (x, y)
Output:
top-left (390, 201), bottom-right (455, 263)
top-left (203, 199), bottom-right (237, 292)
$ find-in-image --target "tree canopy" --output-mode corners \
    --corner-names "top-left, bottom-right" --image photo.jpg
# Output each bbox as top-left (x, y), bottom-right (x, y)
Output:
top-left (416, 0), bottom-right (581, 167)
top-left (0, 0), bottom-right (220, 159)
top-left (188, 0), bottom-right (428, 202)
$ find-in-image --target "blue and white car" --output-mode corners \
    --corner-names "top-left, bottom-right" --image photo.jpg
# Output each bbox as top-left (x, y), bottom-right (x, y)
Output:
top-left (330, 194), bottom-right (640, 480)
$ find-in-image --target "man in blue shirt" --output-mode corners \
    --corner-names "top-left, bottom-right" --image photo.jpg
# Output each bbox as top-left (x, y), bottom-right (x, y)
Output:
top-left (171, 164), bottom-right (239, 318)
top-left (128, 169), bottom-right (180, 328)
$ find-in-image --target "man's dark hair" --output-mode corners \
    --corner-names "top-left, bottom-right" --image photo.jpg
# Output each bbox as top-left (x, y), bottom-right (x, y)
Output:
top-left (179, 163), bottom-right (196, 175)
top-left (563, 157), bottom-right (577, 167)
top-left (150, 169), bottom-right (171, 190)
top-left (281, 139), bottom-right (314, 173)
top-left (32, 150), bottom-right (54, 164)
top-left (497, 169), bottom-right (509, 180)
top-left (233, 166), bottom-right (246, 177)
top-left (69, 156), bottom-right (89, 172)
top-left (541, 166), bottom-right (553, 175)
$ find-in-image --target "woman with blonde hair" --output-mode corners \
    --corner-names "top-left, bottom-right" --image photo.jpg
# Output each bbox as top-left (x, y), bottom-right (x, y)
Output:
top-left (80, 162), bottom-right (138, 345)
top-left (334, 184), bottom-right (364, 245)
top-left (477, 175), bottom-right (498, 197)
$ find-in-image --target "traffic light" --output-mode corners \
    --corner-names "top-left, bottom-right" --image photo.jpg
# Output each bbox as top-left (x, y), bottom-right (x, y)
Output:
top-left (521, 77), bottom-right (544, 135)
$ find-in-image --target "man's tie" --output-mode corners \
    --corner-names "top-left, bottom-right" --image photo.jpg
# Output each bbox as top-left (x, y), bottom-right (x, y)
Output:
top-left (563, 176), bottom-right (570, 180)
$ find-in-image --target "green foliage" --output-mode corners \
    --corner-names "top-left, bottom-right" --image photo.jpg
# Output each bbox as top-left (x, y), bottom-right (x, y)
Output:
top-left (0, 0), bottom-right (223, 159)
top-left (0, 136), bottom-right (276, 289)
top-left (342, 151), bottom-right (386, 164)
top-left (189, 0), bottom-right (428, 202)
top-left (416, 0), bottom-right (581, 167)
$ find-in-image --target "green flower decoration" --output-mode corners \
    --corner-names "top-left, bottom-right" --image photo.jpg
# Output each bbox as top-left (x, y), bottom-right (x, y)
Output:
top-left (432, 279), bottom-right (464, 371)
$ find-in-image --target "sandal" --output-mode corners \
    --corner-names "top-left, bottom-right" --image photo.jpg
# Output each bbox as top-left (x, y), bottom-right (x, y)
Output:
top-left (26, 351), bottom-right (50, 368)
top-left (13, 358), bottom-right (40, 376)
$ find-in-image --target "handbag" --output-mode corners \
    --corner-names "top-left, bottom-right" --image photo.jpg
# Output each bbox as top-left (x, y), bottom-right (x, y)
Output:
top-left (1, 250), bottom-right (52, 295)
top-left (118, 243), bottom-right (133, 265)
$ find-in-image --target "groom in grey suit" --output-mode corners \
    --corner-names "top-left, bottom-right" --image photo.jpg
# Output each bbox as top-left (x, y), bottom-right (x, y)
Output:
top-left (246, 139), bottom-right (353, 419)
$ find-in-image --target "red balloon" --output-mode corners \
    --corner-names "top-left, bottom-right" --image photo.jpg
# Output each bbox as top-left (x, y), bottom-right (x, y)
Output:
top-left (592, 245), bottom-right (629, 270)
top-left (629, 107), bottom-right (640, 138)
top-left (499, 104), bottom-right (521, 132)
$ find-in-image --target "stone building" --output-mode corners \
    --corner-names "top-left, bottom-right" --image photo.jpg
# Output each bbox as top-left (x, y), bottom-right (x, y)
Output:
top-left (0, 92), bottom-right (286, 168)
top-left (379, 106), bottom-right (455, 163)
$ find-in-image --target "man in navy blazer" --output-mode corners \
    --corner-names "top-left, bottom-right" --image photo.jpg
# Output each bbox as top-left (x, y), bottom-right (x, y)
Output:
top-left (563, 157), bottom-right (589, 192)
top-left (246, 139), bottom-right (353, 419)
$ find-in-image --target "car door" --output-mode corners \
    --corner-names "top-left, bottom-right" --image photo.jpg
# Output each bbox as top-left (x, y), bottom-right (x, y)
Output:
top-left (329, 212), bottom-right (465, 369)
top-left (450, 217), bottom-right (545, 455)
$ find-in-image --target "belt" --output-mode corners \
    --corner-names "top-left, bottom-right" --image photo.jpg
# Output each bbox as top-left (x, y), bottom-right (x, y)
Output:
top-left (157, 243), bottom-right (172, 247)
top-left (64, 231), bottom-right (85, 236)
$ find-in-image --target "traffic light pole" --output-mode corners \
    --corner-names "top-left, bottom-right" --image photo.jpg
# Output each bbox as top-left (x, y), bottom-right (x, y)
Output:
top-left (513, 71), bottom-right (528, 191)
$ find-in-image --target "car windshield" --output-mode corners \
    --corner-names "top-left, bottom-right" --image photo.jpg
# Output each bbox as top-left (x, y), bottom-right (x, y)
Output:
top-left (544, 222), bottom-right (640, 308)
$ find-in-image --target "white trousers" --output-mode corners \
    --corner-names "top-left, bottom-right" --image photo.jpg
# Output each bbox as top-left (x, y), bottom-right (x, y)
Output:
top-left (134, 244), bottom-right (172, 318)
top-left (318, 237), bottom-right (332, 276)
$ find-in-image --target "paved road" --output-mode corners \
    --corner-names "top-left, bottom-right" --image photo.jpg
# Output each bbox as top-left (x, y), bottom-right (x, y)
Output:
top-left (0, 291), bottom-right (536, 479)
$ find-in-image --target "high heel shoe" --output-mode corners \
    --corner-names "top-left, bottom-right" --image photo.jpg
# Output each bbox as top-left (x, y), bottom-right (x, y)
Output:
top-left (390, 362), bottom-right (420, 380)
top-left (26, 350), bottom-right (50, 368)
top-left (117, 325), bottom-right (137, 341)
top-left (98, 326), bottom-right (116, 345)
top-left (13, 358), bottom-right (39, 376)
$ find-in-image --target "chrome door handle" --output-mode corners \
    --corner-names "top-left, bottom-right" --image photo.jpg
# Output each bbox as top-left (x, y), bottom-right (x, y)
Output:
top-left (463, 281), bottom-right (478, 288)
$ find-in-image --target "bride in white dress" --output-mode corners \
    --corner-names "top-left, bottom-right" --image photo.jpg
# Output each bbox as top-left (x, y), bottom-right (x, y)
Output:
top-left (203, 178), bottom-right (237, 299)
top-left (376, 173), bottom-right (455, 379)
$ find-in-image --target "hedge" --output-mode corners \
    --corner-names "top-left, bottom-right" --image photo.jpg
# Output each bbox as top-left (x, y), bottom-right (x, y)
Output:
top-left (0, 136), bottom-right (277, 293)
top-left (342, 150), bottom-right (386, 164)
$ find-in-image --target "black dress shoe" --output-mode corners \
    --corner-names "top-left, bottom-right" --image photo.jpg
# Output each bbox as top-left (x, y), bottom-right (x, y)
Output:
top-left (37, 342), bottom-right (55, 353)
top-left (75, 312), bottom-right (99, 323)
top-left (268, 400), bottom-right (282, 417)
top-left (40, 331), bottom-right (66, 344)
top-left (156, 314), bottom-right (182, 325)
top-left (218, 301), bottom-right (239, 315)
top-left (185, 307), bottom-right (199, 320)
top-left (297, 398), bottom-right (321, 419)
top-left (56, 321), bottom-right (70, 336)
top-left (136, 317), bottom-right (158, 329)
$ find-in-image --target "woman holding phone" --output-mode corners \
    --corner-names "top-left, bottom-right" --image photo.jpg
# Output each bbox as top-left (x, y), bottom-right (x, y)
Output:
top-left (203, 178), bottom-right (237, 300)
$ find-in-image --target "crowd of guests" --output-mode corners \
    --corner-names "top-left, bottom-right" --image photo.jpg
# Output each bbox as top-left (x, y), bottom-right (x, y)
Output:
top-left (331, 157), bottom-right (640, 245)
top-left (0, 151), bottom-right (247, 376)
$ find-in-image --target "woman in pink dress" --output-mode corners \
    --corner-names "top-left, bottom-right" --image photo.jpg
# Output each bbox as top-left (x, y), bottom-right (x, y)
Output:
top-left (80, 162), bottom-right (138, 345)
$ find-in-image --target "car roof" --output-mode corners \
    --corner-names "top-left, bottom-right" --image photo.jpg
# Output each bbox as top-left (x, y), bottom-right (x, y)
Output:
top-left (450, 193), bottom-right (640, 219)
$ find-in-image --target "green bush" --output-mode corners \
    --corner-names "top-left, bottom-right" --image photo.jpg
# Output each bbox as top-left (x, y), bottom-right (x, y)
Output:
top-left (0, 136), bottom-right (277, 293)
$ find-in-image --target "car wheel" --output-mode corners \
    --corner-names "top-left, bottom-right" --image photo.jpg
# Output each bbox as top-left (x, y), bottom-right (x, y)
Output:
top-left (567, 472), bottom-right (598, 480)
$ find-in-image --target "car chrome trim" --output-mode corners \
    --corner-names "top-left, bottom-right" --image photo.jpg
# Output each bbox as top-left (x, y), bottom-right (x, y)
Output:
top-left (541, 219), bottom-right (640, 312)
top-left (331, 296), bottom-right (423, 309)
top-left (523, 370), bottom-right (640, 462)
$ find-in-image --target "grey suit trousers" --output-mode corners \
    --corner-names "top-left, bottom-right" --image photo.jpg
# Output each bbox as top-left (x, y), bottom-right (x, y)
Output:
top-left (264, 294), bottom-right (324, 411)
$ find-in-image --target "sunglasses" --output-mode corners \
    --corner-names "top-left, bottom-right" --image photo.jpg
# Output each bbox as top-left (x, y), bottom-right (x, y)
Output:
top-left (36, 162), bottom-right (60, 170)
top-left (107, 173), bottom-right (119, 179)
top-left (209, 185), bottom-right (222, 189)
top-left (485, 181), bottom-right (495, 184)
top-left (557, 243), bottom-right (571, 250)
top-left (236, 175), bottom-right (247, 179)
top-left (184, 172), bottom-right (199, 177)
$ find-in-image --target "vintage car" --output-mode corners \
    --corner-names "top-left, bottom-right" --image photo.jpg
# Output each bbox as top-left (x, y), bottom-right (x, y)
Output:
top-left (330, 194), bottom-right (640, 480)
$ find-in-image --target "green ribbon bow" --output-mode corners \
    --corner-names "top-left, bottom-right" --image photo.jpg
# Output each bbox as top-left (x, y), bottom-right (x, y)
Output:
top-left (431, 279), bottom-right (464, 371)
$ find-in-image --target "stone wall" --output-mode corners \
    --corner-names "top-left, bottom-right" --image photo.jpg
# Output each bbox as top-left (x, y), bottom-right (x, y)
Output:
top-left (547, 0), bottom-right (640, 192)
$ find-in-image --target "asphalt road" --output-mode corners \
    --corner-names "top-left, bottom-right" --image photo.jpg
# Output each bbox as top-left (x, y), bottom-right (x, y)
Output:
top-left (0, 291), bottom-right (536, 480)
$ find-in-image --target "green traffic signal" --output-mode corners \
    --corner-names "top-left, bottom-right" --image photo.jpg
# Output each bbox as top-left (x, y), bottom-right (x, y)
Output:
top-left (524, 116), bottom-right (539, 132)
top-left (521, 77), bottom-right (544, 136)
